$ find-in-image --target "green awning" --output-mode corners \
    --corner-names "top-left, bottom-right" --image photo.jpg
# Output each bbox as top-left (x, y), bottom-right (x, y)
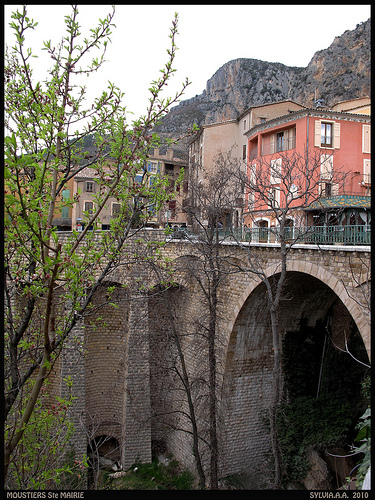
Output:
top-left (305, 195), bottom-right (371, 210)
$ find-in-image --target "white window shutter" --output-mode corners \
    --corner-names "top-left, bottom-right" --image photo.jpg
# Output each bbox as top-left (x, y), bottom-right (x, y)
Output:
top-left (320, 154), bottom-right (333, 179)
top-left (314, 120), bottom-right (321, 147)
top-left (333, 122), bottom-right (340, 149)
top-left (363, 159), bottom-right (371, 184)
top-left (270, 158), bottom-right (282, 184)
top-left (362, 125), bottom-right (371, 153)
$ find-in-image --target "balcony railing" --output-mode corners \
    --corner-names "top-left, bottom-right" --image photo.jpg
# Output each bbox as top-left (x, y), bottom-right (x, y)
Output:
top-left (176, 225), bottom-right (370, 246)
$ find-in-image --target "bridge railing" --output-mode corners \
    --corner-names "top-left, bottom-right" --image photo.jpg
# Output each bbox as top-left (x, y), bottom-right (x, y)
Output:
top-left (175, 225), bottom-right (371, 246)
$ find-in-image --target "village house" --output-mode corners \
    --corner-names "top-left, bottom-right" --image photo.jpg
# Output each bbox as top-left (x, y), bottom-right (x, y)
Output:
top-left (52, 148), bottom-right (187, 231)
top-left (244, 97), bottom-right (371, 243)
top-left (52, 98), bottom-right (370, 240)
top-left (186, 100), bottom-right (307, 231)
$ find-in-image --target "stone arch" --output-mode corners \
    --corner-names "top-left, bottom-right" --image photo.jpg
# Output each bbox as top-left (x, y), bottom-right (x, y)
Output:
top-left (219, 260), bottom-right (370, 481)
top-left (87, 435), bottom-right (121, 488)
top-left (224, 259), bottom-right (370, 360)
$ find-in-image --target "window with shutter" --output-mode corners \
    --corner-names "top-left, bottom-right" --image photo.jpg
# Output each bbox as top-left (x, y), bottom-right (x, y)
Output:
top-left (112, 203), bottom-right (120, 216)
top-left (270, 158), bottom-right (282, 184)
top-left (363, 159), bottom-right (371, 184)
top-left (320, 154), bottom-right (333, 180)
top-left (314, 120), bottom-right (339, 148)
top-left (362, 125), bottom-right (371, 153)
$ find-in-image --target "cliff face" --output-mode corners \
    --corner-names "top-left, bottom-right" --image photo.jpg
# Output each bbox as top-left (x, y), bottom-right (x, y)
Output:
top-left (154, 18), bottom-right (370, 138)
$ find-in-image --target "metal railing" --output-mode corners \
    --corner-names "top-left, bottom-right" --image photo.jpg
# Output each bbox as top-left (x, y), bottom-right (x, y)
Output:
top-left (175, 225), bottom-right (371, 246)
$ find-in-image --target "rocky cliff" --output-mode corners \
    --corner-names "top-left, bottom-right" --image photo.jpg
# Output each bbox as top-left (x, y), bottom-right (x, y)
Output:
top-left (154, 18), bottom-right (370, 141)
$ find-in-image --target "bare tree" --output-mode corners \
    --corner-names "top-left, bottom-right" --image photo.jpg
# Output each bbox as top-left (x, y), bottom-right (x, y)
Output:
top-left (233, 148), bottom-right (350, 487)
top-left (172, 150), bottom-right (246, 489)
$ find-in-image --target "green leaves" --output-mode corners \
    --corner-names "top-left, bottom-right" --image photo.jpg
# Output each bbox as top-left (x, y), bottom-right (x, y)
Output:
top-left (4, 4), bottom-right (191, 487)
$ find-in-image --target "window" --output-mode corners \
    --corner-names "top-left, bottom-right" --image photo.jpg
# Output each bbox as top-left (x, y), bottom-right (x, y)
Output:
top-left (243, 144), bottom-right (247, 160)
top-left (148, 161), bottom-right (158, 173)
top-left (320, 154), bottom-right (333, 180)
top-left (270, 158), bottom-right (282, 184)
top-left (260, 117), bottom-right (266, 123)
top-left (320, 154), bottom-right (338, 197)
top-left (276, 132), bottom-right (284, 152)
top-left (321, 122), bottom-right (332, 147)
top-left (85, 181), bottom-right (95, 193)
top-left (314, 120), bottom-right (340, 149)
top-left (135, 174), bottom-right (143, 184)
top-left (112, 203), bottom-right (120, 217)
top-left (84, 201), bottom-right (93, 215)
top-left (244, 119), bottom-right (247, 130)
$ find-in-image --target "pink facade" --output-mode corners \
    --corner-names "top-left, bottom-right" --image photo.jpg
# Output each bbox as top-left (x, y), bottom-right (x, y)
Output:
top-left (245, 107), bottom-right (371, 228)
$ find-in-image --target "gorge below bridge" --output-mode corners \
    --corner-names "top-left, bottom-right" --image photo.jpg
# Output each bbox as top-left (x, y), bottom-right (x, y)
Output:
top-left (57, 230), bottom-right (371, 485)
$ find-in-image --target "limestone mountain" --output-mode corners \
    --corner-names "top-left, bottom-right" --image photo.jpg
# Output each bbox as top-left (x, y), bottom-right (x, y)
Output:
top-left (154, 18), bottom-right (370, 141)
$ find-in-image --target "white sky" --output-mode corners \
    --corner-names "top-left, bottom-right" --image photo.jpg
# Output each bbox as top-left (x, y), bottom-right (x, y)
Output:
top-left (4, 4), bottom-right (371, 122)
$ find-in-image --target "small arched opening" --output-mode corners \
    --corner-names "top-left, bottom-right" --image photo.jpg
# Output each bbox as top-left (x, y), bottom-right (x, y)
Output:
top-left (87, 435), bottom-right (121, 489)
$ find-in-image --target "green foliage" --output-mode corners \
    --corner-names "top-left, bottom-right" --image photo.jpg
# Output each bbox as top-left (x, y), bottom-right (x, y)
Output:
top-left (4, 4), bottom-right (190, 482)
top-left (278, 395), bottom-right (352, 480)
top-left (360, 373), bottom-right (371, 404)
top-left (351, 408), bottom-right (371, 489)
top-left (281, 321), bottom-right (370, 484)
top-left (107, 458), bottom-right (194, 490)
top-left (5, 379), bottom-right (84, 490)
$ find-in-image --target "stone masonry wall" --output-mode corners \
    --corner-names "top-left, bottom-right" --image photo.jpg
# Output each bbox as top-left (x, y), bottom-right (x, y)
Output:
top-left (54, 230), bottom-right (370, 480)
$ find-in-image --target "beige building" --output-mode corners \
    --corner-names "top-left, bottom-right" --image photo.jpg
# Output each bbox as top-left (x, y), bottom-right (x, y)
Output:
top-left (148, 148), bottom-right (189, 228)
top-left (186, 100), bottom-right (306, 230)
top-left (330, 96), bottom-right (371, 115)
top-left (67, 148), bottom-right (188, 231)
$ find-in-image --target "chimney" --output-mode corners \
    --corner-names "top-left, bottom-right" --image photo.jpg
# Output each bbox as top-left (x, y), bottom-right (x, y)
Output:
top-left (166, 148), bottom-right (173, 160)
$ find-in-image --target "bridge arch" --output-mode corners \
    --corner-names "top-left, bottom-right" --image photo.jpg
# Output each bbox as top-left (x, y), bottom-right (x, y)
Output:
top-left (219, 259), bottom-right (370, 480)
top-left (224, 259), bottom-right (370, 359)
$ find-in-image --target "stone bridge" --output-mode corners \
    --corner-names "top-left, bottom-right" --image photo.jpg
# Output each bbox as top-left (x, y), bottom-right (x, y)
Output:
top-left (57, 231), bottom-right (370, 482)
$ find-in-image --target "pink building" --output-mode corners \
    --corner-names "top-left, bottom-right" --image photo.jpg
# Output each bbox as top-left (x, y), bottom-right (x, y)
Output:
top-left (244, 101), bottom-right (371, 239)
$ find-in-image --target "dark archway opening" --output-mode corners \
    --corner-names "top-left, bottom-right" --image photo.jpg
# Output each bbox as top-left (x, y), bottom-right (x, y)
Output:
top-left (87, 435), bottom-right (121, 489)
top-left (280, 311), bottom-right (370, 488)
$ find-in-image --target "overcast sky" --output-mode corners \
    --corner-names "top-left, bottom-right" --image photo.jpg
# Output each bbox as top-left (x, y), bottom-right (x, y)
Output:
top-left (4, 4), bottom-right (371, 121)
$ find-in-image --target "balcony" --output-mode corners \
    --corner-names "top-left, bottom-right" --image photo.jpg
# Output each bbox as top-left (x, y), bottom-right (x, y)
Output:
top-left (261, 135), bottom-right (296, 156)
